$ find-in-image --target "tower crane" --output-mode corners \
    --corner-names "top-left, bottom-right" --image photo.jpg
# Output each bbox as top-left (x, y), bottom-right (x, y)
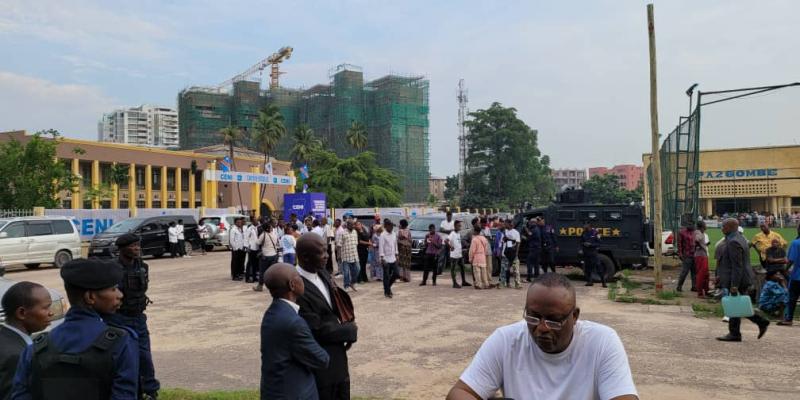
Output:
top-left (215, 46), bottom-right (293, 90)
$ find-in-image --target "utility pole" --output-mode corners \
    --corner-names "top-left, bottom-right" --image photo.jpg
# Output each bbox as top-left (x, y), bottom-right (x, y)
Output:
top-left (457, 79), bottom-right (469, 194)
top-left (647, 3), bottom-right (664, 293)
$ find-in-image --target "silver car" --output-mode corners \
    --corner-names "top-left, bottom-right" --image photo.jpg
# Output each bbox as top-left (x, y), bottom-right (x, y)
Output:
top-left (199, 214), bottom-right (249, 249)
top-left (0, 276), bottom-right (68, 331)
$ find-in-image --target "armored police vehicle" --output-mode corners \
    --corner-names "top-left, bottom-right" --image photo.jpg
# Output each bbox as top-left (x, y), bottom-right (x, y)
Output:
top-left (513, 190), bottom-right (650, 281)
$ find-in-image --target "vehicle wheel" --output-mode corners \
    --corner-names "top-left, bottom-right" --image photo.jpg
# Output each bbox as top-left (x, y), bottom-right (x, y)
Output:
top-left (184, 241), bottom-right (194, 256)
top-left (54, 250), bottom-right (72, 269)
top-left (24, 263), bottom-right (41, 269)
top-left (598, 254), bottom-right (616, 282)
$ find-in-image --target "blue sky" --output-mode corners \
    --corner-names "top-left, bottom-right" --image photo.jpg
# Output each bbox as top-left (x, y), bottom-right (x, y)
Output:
top-left (2, 0), bottom-right (799, 177)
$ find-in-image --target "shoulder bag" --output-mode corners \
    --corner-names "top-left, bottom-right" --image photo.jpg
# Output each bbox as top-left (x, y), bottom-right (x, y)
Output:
top-left (329, 276), bottom-right (355, 322)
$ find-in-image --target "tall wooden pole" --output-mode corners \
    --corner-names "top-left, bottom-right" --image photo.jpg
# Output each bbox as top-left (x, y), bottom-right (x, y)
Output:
top-left (647, 3), bottom-right (664, 293)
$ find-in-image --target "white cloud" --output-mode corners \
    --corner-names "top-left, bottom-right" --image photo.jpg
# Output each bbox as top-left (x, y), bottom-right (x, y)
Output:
top-left (0, 71), bottom-right (118, 139)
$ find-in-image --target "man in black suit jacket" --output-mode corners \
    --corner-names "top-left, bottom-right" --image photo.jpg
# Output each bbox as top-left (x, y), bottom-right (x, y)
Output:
top-left (295, 234), bottom-right (358, 400)
top-left (261, 263), bottom-right (329, 400)
top-left (0, 281), bottom-right (53, 400)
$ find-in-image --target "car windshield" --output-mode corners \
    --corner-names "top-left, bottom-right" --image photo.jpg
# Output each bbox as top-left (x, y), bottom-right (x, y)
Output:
top-left (0, 219), bottom-right (8, 230)
top-left (409, 217), bottom-right (443, 231)
top-left (105, 218), bottom-right (145, 233)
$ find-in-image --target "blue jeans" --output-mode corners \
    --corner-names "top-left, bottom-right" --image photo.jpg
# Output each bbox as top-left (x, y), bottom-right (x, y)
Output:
top-left (107, 313), bottom-right (160, 395)
top-left (383, 261), bottom-right (398, 295)
top-left (283, 253), bottom-right (296, 265)
top-left (341, 261), bottom-right (359, 288)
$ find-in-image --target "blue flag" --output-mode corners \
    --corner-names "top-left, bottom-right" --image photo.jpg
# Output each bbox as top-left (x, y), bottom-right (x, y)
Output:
top-left (300, 164), bottom-right (310, 179)
top-left (220, 156), bottom-right (232, 172)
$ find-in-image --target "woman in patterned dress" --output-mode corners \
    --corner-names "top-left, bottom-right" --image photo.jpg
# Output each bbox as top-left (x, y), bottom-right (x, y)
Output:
top-left (397, 219), bottom-right (412, 282)
top-left (370, 224), bottom-right (384, 281)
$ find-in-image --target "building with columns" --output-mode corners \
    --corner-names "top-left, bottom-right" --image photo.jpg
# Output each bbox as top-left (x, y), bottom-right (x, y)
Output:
top-left (643, 144), bottom-right (800, 218)
top-left (1, 131), bottom-right (294, 217)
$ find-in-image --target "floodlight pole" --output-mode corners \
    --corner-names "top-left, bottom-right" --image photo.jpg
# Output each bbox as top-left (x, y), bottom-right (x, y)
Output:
top-left (647, 4), bottom-right (664, 293)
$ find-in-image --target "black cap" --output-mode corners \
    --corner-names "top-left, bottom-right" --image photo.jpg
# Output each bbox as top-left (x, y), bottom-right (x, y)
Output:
top-left (115, 233), bottom-right (140, 248)
top-left (60, 259), bottom-right (122, 290)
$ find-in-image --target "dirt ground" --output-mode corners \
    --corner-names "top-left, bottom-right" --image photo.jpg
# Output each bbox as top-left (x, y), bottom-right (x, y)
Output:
top-left (8, 252), bottom-right (800, 399)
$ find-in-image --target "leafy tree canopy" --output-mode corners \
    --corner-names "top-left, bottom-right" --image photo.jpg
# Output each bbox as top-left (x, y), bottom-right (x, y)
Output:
top-left (302, 150), bottom-right (402, 208)
top-left (582, 174), bottom-right (643, 204)
top-left (0, 130), bottom-right (78, 209)
top-left (462, 102), bottom-right (554, 209)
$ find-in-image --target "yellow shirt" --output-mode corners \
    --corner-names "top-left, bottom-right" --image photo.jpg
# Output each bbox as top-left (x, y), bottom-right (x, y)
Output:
top-left (750, 231), bottom-right (787, 259)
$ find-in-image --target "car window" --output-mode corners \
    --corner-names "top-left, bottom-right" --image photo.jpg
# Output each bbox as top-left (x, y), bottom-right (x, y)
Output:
top-left (409, 217), bottom-right (442, 231)
top-left (579, 211), bottom-right (599, 221)
top-left (604, 211), bottom-right (622, 221)
top-left (106, 218), bottom-right (145, 233)
top-left (141, 222), bottom-right (161, 232)
top-left (0, 222), bottom-right (26, 238)
top-left (557, 211), bottom-right (575, 220)
top-left (52, 220), bottom-right (75, 234)
top-left (27, 222), bottom-right (53, 236)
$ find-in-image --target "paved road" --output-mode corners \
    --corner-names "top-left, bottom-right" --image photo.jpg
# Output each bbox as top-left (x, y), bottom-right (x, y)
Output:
top-left (8, 252), bottom-right (800, 399)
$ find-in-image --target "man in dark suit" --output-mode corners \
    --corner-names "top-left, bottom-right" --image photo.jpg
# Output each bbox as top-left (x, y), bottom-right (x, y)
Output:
top-left (261, 263), bottom-right (329, 400)
top-left (0, 281), bottom-right (53, 400)
top-left (716, 218), bottom-right (770, 342)
top-left (295, 234), bottom-right (358, 400)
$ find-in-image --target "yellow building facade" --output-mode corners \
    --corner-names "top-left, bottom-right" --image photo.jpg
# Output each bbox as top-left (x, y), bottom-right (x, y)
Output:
top-left (643, 145), bottom-right (800, 218)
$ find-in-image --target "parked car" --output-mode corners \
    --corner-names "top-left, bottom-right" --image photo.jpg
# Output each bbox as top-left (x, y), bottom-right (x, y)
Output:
top-left (199, 214), bottom-right (248, 249)
top-left (0, 274), bottom-right (68, 331)
top-left (0, 216), bottom-right (81, 269)
top-left (408, 213), bottom-right (474, 268)
top-left (89, 215), bottom-right (199, 258)
top-left (647, 230), bottom-right (675, 257)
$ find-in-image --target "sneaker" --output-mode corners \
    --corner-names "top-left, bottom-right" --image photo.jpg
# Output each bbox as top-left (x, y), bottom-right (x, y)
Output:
top-left (461, 282), bottom-right (472, 287)
top-left (722, 316), bottom-right (730, 322)
top-left (715, 334), bottom-right (742, 342)
top-left (452, 283), bottom-right (462, 289)
top-left (777, 320), bottom-right (793, 326)
top-left (757, 321), bottom-right (770, 339)
top-left (419, 282), bottom-right (427, 286)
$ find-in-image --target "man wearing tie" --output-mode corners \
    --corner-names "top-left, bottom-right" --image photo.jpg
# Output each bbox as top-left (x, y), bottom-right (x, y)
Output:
top-left (260, 263), bottom-right (330, 400)
top-left (295, 234), bottom-right (358, 400)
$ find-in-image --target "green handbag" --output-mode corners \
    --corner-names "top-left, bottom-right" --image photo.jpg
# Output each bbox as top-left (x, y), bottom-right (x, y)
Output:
top-left (722, 293), bottom-right (754, 318)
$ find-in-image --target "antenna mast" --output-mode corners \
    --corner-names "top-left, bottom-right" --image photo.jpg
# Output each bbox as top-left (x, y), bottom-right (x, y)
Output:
top-left (457, 79), bottom-right (469, 192)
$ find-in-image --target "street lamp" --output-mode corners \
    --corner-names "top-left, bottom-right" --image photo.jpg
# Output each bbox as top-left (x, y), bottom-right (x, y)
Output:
top-left (686, 83), bottom-right (699, 115)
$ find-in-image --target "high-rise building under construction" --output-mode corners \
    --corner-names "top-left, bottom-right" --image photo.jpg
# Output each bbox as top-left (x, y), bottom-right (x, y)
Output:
top-left (178, 64), bottom-right (430, 202)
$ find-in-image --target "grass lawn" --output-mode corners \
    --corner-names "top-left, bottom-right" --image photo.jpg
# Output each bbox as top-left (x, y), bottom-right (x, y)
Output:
top-left (160, 389), bottom-right (382, 400)
top-left (706, 227), bottom-right (795, 270)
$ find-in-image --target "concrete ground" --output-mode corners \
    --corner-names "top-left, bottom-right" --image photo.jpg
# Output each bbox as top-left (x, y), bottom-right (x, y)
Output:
top-left (8, 252), bottom-right (800, 399)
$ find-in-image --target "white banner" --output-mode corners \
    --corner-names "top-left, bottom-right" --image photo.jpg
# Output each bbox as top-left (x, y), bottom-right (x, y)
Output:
top-left (204, 170), bottom-right (295, 186)
top-left (45, 209), bottom-right (130, 240)
top-left (136, 208), bottom-right (200, 220)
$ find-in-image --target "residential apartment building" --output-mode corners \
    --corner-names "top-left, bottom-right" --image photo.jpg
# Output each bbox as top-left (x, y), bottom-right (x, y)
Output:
top-left (552, 168), bottom-right (587, 189)
top-left (429, 176), bottom-right (447, 201)
top-left (588, 164), bottom-right (643, 190)
top-left (99, 105), bottom-right (179, 148)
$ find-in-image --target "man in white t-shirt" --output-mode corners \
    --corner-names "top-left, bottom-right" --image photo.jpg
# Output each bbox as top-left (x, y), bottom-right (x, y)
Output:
top-left (440, 211), bottom-right (455, 233)
top-left (167, 221), bottom-right (179, 258)
top-left (447, 273), bottom-right (638, 400)
top-left (447, 220), bottom-right (471, 289)
top-left (500, 220), bottom-right (522, 289)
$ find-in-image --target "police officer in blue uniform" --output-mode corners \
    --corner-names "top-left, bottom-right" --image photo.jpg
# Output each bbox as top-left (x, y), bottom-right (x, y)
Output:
top-left (580, 221), bottom-right (605, 288)
top-left (524, 217), bottom-right (543, 281)
top-left (10, 258), bottom-right (139, 400)
top-left (108, 233), bottom-right (160, 399)
top-left (540, 219), bottom-right (559, 274)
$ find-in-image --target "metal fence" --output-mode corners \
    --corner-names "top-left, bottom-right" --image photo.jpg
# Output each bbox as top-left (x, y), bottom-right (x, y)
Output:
top-left (0, 209), bottom-right (34, 218)
top-left (648, 106), bottom-right (701, 233)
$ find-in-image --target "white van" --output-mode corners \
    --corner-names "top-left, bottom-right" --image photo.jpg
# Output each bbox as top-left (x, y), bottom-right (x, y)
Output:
top-left (0, 216), bottom-right (82, 269)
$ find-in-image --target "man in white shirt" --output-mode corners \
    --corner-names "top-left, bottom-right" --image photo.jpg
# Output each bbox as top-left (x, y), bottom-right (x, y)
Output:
top-left (447, 220), bottom-right (472, 289)
top-left (253, 223), bottom-right (280, 292)
top-left (311, 220), bottom-right (325, 237)
top-left (379, 220), bottom-right (399, 298)
top-left (176, 219), bottom-right (189, 258)
top-left (167, 221), bottom-right (179, 258)
top-left (501, 220), bottom-right (522, 289)
top-left (321, 217), bottom-right (337, 276)
top-left (245, 220), bottom-right (261, 283)
top-left (229, 217), bottom-right (247, 281)
top-left (440, 211), bottom-right (455, 234)
top-left (447, 273), bottom-right (638, 400)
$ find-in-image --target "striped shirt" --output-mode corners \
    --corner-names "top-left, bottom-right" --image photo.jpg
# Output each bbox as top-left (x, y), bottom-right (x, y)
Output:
top-left (339, 229), bottom-right (359, 263)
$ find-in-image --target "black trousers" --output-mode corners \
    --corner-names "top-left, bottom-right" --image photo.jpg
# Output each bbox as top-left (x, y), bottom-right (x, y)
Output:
top-left (785, 280), bottom-right (800, 321)
top-left (177, 239), bottom-right (186, 256)
top-left (729, 314), bottom-right (769, 338)
top-left (326, 243), bottom-right (334, 274)
top-left (677, 256), bottom-right (697, 290)
top-left (450, 257), bottom-right (468, 284)
top-left (246, 250), bottom-right (260, 282)
top-left (541, 249), bottom-right (556, 273)
top-left (383, 261), bottom-right (397, 295)
top-left (422, 253), bottom-right (438, 284)
top-left (230, 249), bottom-right (246, 279)
top-left (526, 248), bottom-right (541, 279)
top-left (584, 253), bottom-right (604, 284)
top-left (357, 247), bottom-right (369, 283)
top-left (257, 255), bottom-right (279, 285)
top-left (169, 242), bottom-right (179, 258)
top-left (317, 379), bottom-right (350, 400)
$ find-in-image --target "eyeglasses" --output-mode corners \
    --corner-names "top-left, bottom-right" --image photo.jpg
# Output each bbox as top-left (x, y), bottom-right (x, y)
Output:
top-left (522, 308), bottom-right (574, 331)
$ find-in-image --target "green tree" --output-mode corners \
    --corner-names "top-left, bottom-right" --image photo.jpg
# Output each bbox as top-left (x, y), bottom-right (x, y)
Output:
top-left (0, 129), bottom-right (78, 209)
top-left (290, 124), bottom-right (322, 167)
top-left (218, 125), bottom-right (245, 213)
top-left (426, 193), bottom-right (438, 206)
top-left (462, 102), bottom-right (554, 209)
top-left (302, 150), bottom-right (402, 208)
top-left (252, 104), bottom-right (287, 200)
top-left (443, 174), bottom-right (460, 201)
top-left (345, 121), bottom-right (368, 152)
top-left (108, 163), bottom-right (130, 205)
top-left (582, 174), bottom-right (642, 204)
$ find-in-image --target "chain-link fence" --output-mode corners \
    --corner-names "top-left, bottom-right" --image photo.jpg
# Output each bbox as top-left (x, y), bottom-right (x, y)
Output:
top-left (648, 106), bottom-right (701, 233)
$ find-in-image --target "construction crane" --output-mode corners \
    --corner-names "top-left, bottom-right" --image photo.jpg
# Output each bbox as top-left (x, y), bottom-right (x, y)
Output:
top-left (215, 46), bottom-right (293, 90)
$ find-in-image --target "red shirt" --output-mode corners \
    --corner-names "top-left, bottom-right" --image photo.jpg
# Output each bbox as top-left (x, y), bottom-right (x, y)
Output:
top-left (678, 228), bottom-right (695, 259)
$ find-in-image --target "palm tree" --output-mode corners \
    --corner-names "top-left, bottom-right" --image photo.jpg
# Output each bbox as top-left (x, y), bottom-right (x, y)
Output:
top-left (346, 120), bottom-right (368, 152)
top-left (108, 163), bottom-right (129, 207)
top-left (219, 125), bottom-right (245, 213)
top-left (252, 104), bottom-right (287, 200)
top-left (290, 124), bottom-right (322, 167)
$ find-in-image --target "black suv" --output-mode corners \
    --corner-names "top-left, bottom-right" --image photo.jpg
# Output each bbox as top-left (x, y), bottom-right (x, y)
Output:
top-left (89, 215), bottom-right (199, 258)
